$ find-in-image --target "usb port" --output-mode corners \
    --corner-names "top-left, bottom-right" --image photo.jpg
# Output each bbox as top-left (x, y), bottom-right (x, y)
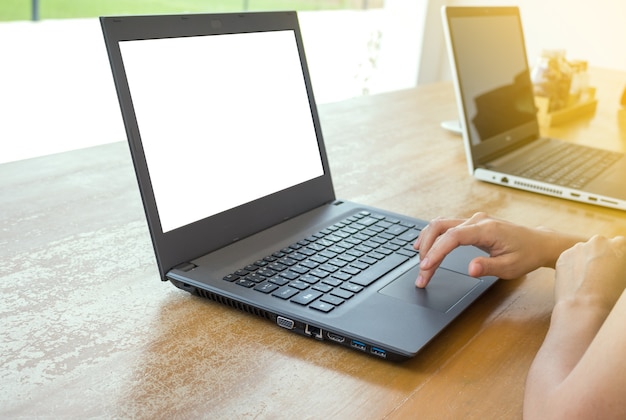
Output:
top-left (351, 340), bottom-right (367, 352)
top-left (370, 347), bottom-right (387, 358)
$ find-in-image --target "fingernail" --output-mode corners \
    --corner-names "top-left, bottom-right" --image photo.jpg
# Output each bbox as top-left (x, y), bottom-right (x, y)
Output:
top-left (419, 257), bottom-right (429, 268)
top-left (416, 275), bottom-right (425, 288)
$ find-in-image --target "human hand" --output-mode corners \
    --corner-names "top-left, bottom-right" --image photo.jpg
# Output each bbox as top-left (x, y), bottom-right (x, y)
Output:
top-left (414, 212), bottom-right (576, 288)
top-left (554, 235), bottom-right (626, 310)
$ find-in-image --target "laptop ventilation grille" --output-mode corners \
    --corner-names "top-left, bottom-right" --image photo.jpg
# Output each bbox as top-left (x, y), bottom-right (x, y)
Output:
top-left (195, 288), bottom-right (274, 321)
top-left (513, 180), bottom-right (563, 196)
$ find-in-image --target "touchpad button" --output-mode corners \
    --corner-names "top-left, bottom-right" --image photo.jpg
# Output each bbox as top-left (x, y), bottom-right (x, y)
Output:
top-left (378, 264), bottom-right (481, 313)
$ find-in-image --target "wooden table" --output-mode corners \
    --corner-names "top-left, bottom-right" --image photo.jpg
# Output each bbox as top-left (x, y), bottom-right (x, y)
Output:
top-left (2, 68), bottom-right (625, 419)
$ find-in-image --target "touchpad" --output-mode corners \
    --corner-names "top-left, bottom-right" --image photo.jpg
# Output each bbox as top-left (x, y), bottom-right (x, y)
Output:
top-left (379, 264), bottom-right (481, 313)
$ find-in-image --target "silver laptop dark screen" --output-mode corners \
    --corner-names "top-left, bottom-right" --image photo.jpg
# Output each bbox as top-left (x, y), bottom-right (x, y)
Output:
top-left (446, 7), bottom-right (539, 161)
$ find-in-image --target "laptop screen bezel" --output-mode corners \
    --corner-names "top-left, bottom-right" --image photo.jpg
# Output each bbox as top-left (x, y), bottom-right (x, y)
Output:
top-left (101, 12), bottom-right (335, 280)
top-left (443, 6), bottom-right (541, 167)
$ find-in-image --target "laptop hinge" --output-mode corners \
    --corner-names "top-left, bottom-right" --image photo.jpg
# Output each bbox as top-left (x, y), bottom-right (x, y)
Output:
top-left (479, 135), bottom-right (540, 166)
top-left (174, 262), bottom-right (197, 272)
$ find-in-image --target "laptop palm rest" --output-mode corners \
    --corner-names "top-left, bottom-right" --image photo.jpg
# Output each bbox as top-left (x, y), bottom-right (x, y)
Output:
top-left (379, 264), bottom-right (481, 313)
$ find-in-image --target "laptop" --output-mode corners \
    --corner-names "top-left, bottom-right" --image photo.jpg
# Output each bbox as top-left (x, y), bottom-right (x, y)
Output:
top-left (442, 6), bottom-right (626, 211)
top-left (100, 11), bottom-right (497, 362)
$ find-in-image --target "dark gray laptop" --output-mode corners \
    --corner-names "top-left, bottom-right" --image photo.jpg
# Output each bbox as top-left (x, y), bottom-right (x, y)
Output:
top-left (442, 6), bottom-right (626, 211)
top-left (100, 11), bottom-right (497, 361)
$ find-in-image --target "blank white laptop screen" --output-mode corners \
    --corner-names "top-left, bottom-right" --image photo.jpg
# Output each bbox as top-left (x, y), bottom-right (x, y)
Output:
top-left (119, 30), bottom-right (324, 233)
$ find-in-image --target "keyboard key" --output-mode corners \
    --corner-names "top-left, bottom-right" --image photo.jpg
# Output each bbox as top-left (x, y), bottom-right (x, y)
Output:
top-left (289, 252), bottom-right (308, 261)
top-left (298, 247), bottom-right (316, 256)
top-left (289, 280), bottom-right (309, 290)
top-left (341, 266), bottom-right (361, 276)
top-left (289, 265), bottom-right (309, 275)
top-left (318, 263), bottom-right (339, 273)
top-left (310, 255), bottom-right (329, 264)
top-left (322, 278), bottom-right (343, 287)
top-left (279, 257), bottom-right (297, 266)
top-left (346, 249), bottom-right (365, 258)
top-left (257, 268), bottom-right (277, 277)
top-left (328, 258), bottom-right (348, 268)
top-left (358, 216), bottom-right (378, 226)
top-left (375, 247), bottom-right (393, 256)
top-left (397, 249), bottom-right (418, 258)
top-left (291, 290), bottom-right (323, 305)
top-left (331, 288), bottom-right (354, 300)
top-left (300, 260), bottom-right (319, 270)
top-left (382, 243), bottom-right (401, 251)
top-left (269, 262), bottom-right (287, 272)
top-left (341, 283), bottom-right (363, 293)
top-left (280, 271), bottom-right (300, 281)
top-left (319, 250), bottom-right (338, 259)
top-left (244, 273), bottom-right (265, 283)
top-left (367, 251), bottom-right (386, 260)
top-left (300, 274), bottom-right (320, 284)
top-left (350, 261), bottom-right (370, 270)
top-left (235, 278), bottom-right (255, 288)
top-left (312, 283), bottom-right (333, 293)
top-left (254, 282), bottom-right (278, 294)
top-left (310, 269), bottom-right (329, 279)
top-left (337, 253), bottom-right (356, 262)
top-left (309, 300), bottom-right (335, 313)
top-left (269, 276), bottom-right (289, 286)
top-left (331, 272), bottom-right (352, 282)
top-left (272, 287), bottom-right (299, 300)
top-left (320, 295), bottom-right (345, 306)
top-left (223, 274), bottom-right (238, 282)
top-left (351, 253), bottom-right (409, 287)
top-left (385, 225), bottom-right (408, 236)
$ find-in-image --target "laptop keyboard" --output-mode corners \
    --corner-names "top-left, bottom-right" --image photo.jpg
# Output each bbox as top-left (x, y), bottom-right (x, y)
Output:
top-left (223, 211), bottom-right (421, 313)
top-left (511, 142), bottom-right (621, 189)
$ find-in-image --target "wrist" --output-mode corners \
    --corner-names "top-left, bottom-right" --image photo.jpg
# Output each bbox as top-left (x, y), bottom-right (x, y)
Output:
top-left (535, 227), bottom-right (583, 269)
top-left (552, 295), bottom-right (612, 327)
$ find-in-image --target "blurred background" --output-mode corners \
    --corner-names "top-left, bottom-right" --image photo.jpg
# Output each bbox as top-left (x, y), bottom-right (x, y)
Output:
top-left (1, 0), bottom-right (624, 163)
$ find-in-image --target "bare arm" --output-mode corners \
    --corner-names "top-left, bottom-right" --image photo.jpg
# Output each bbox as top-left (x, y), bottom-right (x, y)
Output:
top-left (524, 236), bottom-right (626, 419)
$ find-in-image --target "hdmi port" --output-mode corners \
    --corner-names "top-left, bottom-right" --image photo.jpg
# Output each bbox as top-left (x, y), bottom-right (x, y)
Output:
top-left (327, 332), bottom-right (345, 343)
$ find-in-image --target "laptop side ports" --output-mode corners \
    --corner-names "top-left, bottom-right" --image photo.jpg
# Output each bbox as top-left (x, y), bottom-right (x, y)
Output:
top-left (276, 316), bottom-right (295, 330)
top-left (370, 347), bottom-right (387, 358)
top-left (305, 324), bottom-right (323, 340)
top-left (326, 332), bottom-right (345, 343)
top-left (350, 340), bottom-right (367, 352)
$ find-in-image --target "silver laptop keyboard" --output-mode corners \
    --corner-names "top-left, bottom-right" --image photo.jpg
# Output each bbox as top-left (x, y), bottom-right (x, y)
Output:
top-left (223, 211), bottom-right (421, 313)
top-left (511, 142), bottom-right (621, 189)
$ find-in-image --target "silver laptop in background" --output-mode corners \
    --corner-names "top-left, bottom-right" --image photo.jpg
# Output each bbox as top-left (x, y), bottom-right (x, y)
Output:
top-left (442, 6), bottom-right (626, 211)
top-left (100, 12), bottom-right (498, 362)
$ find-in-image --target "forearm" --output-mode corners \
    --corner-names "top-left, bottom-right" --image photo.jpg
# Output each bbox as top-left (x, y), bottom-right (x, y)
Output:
top-left (535, 227), bottom-right (585, 269)
top-left (523, 298), bottom-right (610, 419)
